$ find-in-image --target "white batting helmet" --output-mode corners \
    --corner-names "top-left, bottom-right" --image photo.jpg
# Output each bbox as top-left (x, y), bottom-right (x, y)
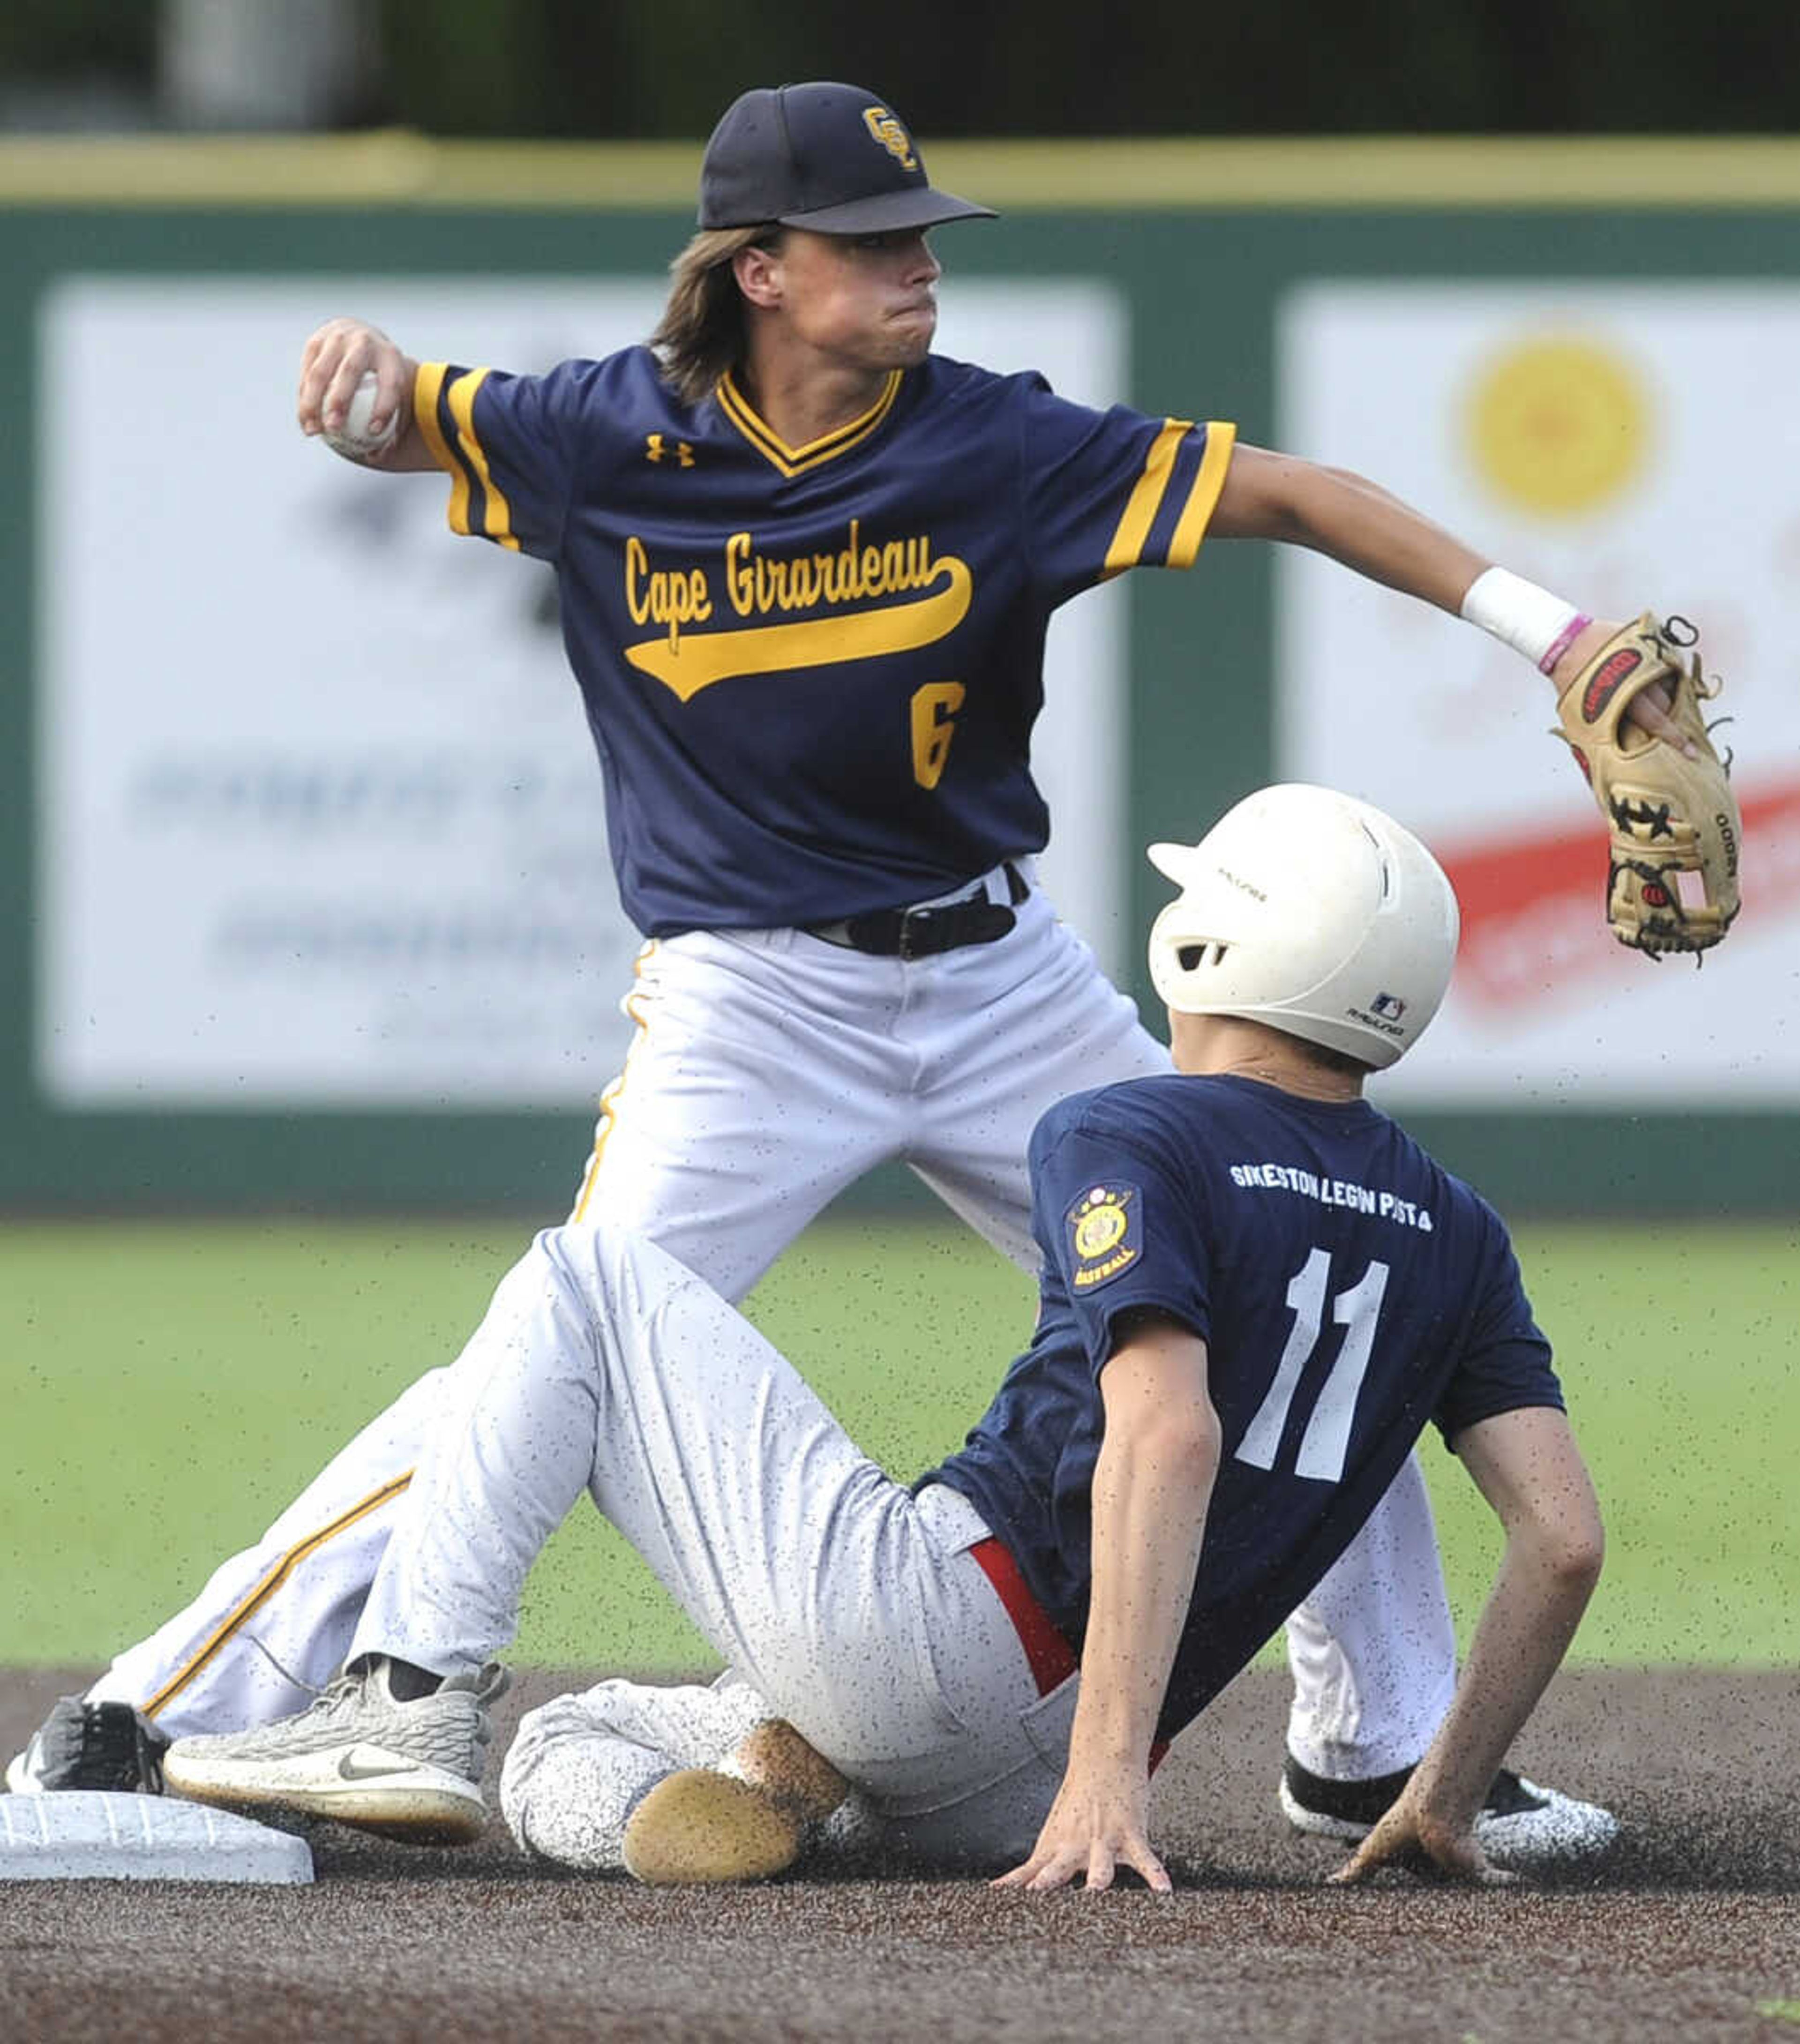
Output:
top-left (1146, 784), bottom-right (1460, 1069)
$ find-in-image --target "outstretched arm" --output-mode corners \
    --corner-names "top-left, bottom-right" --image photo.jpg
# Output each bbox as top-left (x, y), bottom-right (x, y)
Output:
top-left (1330, 1405), bottom-right (1604, 1885)
top-left (1209, 445), bottom-right (1688, 747)
top-left (297, 316), bottom-right (436, 472)
top-left (994, 1315), bottom-right (1218, 1895)
top-left (1210, 443), bottom-right (1489, 614)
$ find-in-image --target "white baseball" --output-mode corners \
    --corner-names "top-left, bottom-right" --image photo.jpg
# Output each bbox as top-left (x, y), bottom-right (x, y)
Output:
top-left (322, 370), bottom-right (400, 459)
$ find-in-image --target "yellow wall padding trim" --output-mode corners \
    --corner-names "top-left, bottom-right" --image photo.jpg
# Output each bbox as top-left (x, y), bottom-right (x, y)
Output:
top-left (7, 133), bottom-right (1800, 210)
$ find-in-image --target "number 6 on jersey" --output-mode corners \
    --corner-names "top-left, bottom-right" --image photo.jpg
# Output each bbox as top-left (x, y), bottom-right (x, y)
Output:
top-left (910, 681), bottom-right (964, 789)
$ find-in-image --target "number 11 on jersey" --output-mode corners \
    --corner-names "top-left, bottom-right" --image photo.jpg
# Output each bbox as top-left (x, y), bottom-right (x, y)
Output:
top-left (1236, 1248), bottom-right (1391, 1484)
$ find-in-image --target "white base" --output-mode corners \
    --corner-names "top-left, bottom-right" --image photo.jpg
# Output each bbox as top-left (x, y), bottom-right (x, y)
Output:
top-left (0, 1791), bottom-right (314, 1883)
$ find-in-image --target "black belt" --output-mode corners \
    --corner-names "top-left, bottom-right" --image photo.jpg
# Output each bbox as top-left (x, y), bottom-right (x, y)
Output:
top-left (804, 862), bottom-right (1029, 960)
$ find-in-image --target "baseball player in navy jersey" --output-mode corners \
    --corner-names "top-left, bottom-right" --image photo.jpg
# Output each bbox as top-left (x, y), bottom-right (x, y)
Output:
top-left (149, 785), bottom-right (1612, 1890)
top-left (8, 82), bottom-right (1649, 1855)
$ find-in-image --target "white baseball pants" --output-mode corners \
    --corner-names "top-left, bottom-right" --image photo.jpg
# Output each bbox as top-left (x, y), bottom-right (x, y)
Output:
top-left (87, 875), bottom-right (1452, 1778)
top-left (356, 1222), bottom-right (1090, 1866)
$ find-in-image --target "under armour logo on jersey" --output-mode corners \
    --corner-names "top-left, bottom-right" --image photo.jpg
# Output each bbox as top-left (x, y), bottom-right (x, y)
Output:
top-left (1065, 1183), bottom-right (1142, 1292)
top-left (645, 434), bottom-right (695, 467)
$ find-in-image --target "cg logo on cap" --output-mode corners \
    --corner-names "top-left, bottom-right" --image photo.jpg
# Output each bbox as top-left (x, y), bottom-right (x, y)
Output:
top-left (863, 107), bottom-right (917, 171)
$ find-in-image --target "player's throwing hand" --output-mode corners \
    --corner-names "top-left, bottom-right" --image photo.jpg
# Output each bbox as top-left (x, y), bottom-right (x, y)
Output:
top-left (297, 316), bottom-right (426, 468)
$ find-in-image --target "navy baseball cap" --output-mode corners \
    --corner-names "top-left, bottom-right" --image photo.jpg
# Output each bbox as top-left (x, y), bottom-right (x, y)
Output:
top-left (698, 83), bottom-right (996, 235)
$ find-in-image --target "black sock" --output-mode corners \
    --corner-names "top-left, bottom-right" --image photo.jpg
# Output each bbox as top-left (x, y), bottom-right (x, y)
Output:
top-left (384, 1658), bottom-right (443, 1701)
top-left (348, 1653), bottom-right (442, 1701)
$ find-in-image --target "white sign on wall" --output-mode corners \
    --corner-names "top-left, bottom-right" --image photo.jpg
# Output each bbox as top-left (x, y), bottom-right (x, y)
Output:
top-left (1278, 283), bottom-right (1800, 1107)
top-left (37, 277), bottom-right (1129, 1107)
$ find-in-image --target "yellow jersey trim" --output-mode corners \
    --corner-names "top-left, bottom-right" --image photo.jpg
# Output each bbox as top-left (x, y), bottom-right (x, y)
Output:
top-left (1168, 421), bottom-right (1238, 567)
top-left (413, 359), bottom-right (455, 478)
top-left (716, 370), bottom-right (902, 477)
top-left (446, 367), bottom-right (520, 550)
top-left (140, 1472), bottom-right (415, 1719)
top-left (1102, 417), bottom-right (1193, 577)
top-left (416, 361), bottom-right (519, 549)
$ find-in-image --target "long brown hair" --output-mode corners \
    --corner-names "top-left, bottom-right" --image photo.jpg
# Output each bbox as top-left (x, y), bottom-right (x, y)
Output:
top-left (649, 226), bottom-right (777, 406)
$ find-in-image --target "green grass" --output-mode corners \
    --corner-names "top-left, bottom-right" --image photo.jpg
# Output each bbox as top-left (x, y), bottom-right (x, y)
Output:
top-left (1426, 1221), bottom-right (1800, 1668)
top-left (1, 1216), bottom-right (1795, 1674)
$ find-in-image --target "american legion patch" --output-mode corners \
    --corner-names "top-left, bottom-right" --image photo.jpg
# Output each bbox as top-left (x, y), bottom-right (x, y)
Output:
top-left (1065, 1183), bottom-right (1141, 1291)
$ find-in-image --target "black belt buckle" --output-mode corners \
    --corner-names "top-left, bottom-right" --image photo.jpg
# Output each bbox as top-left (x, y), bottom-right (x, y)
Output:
top-left (893, 898), bottom-right (1015, 960)
top-left (821, 862), bottom-right (1028, 958)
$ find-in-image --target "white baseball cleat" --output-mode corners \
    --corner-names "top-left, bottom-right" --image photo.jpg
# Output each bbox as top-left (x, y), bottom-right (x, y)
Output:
top-left (1279, 1752), bottom-right (1620, 1870)
top-left (161, 1656), bottom-right (510, 1845)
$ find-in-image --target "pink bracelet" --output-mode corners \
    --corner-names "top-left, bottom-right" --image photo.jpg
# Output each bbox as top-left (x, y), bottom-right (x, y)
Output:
top-left (1538, 613), bottom-right (1593, 676)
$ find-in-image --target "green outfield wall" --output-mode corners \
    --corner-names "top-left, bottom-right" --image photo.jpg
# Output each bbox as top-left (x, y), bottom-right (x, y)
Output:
top-left (2, 136), bottom-right (1795, 1215)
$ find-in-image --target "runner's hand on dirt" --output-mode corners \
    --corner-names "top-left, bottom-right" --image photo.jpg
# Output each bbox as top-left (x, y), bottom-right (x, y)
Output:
top-left (1327, 1791), bottom-right (1518, 1887)
top-left (991, 1764), bottom-right (1171, 1894)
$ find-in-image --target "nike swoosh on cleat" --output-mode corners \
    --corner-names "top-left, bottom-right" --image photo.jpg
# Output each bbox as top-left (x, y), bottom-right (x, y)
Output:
top-left (335, 1748), bottom-right (426, 1781)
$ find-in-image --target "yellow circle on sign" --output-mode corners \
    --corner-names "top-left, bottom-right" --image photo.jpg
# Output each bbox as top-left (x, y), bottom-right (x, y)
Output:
top-left (1465, 337), bottom-right (1649, 516)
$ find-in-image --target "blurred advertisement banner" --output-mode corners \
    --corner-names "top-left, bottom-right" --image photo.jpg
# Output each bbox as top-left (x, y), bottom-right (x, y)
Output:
top-left (38, 277), bottom-right (1126, 1107)
top-left (1278, 282), bottom-right (1800, 1107)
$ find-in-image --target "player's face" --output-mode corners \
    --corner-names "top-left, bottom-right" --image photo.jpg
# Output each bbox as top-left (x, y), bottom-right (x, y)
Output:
top-left (768, 227), bottom-right (943, 372)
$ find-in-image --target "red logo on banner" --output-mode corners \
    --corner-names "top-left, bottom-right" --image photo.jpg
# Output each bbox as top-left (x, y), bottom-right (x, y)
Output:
top-left (1440, 778), bottom-right (1797, 1011)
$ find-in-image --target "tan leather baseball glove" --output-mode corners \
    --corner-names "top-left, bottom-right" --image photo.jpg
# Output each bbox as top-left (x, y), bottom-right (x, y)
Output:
top-left (1553, 613), bottom-right (1740, 958)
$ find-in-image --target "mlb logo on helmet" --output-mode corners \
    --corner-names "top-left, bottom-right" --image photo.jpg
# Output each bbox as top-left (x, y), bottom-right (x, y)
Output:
top-left (1369, 992), bottom-right (1408, 1020)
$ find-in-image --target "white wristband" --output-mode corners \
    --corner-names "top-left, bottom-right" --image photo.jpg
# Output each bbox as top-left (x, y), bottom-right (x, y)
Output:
top-left (1459, 568), bottom-right (1587, 673)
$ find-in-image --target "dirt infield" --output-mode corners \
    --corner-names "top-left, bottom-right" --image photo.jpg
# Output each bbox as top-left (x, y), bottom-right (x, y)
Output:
top-left (3, 1662), bottom-right (1796, 2043)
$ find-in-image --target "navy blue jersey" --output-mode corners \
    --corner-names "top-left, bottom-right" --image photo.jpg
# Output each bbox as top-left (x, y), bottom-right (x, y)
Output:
top-left (924, 1074), bottom-right (1562, 1745)
top-left (415, 347), bottom-right (1234, 935)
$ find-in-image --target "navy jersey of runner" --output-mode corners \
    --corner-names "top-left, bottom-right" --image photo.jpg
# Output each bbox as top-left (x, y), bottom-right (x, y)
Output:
top-left (924, 1073), bottom-right (1562, 1745)
top-left (414, 346), bottom-right (1234, 934)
